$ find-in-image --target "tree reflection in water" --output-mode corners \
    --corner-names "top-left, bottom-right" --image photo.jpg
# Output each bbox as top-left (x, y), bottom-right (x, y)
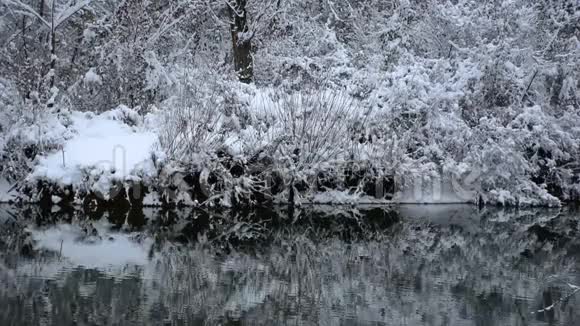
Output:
top-left (0, 204), bottom-right (578, 326)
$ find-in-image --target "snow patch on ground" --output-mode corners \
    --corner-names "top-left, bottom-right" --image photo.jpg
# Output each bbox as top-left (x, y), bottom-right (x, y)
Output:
top-left (30, 110), bottom-right (158, 186)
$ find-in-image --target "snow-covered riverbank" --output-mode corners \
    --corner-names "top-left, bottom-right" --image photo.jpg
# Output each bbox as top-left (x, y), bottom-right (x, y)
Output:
top-left (0, 98), bottom-right (578, 208)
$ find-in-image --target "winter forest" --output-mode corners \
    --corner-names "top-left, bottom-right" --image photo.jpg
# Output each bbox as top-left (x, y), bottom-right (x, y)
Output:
top-left (0, 0), bottom-right (579, 207)
top-left (1, 1), bottom-right (580, 325)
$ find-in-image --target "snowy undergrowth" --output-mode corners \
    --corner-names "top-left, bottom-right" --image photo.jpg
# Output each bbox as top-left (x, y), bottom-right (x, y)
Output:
top-left (150, 79), bottom-right (580, 207)
top-left (0, 78), bottom-right (74, 202)
top-left (2, 54), bottom-right (580, 208)
top-left (1, 84), bottom-right (579, 207)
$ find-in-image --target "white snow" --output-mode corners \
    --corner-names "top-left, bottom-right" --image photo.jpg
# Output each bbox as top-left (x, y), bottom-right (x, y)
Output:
top-left (0, 179), bottom-right (16, 202)
top-left (30, 111), bottom-right (158, 186)
top-left (143, 191), bottom-right (162, 206)
top-left (83, 68), bottom-right (102, 85)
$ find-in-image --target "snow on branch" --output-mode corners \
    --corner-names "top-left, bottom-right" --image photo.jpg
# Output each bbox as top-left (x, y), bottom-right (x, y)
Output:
top-left (55, 0), bottom-right (92, 29)
top-left (326, 0), bottom-right (344, 22)
top-left (1, 0), bottom-right (50, 27)
top-left (225, 0), bottom-right (245, 18)
top-left (1, 0), bottom-right (92, 30)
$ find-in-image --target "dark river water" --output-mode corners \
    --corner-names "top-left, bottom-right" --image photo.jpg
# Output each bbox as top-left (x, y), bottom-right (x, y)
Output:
top-left (0, 204), bottom-right (579, 326)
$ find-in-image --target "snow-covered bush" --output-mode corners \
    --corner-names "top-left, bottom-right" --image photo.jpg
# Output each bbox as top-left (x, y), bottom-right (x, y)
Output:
top-left (261, 90), bottom-right (358, 166)
top-left (158, 86), bottom-right (225, 163)
top-left (0, 78), bottom-right (71, 183)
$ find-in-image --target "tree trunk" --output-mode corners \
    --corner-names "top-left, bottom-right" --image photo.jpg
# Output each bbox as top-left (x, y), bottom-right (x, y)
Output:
top-left (38, 0), bottom-right (44, 43)
top-left (49, 0), bottom-right (56, 89)
top-left (227, 0), bottom-right (253, 83)
top-left (47, 0), bottom-right (56, 109)
top-left (21, 16), bottom-right (27, 57)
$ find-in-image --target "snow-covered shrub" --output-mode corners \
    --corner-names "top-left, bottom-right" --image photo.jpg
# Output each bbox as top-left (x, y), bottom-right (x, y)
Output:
top-left (444, 104), bottom-right (580, 206)
top-left (510, 106), bottom-right (580, 201)
top-left (103, 105), bottom-right (143, 127)
top-left (261, 90), bottom-right (358, 166)
top-left (158, 87), bottom-right (224, 163)
top-left (254, 90), bottom-right (364, 200)
top-left (0, 79), bottom-right (70, 183)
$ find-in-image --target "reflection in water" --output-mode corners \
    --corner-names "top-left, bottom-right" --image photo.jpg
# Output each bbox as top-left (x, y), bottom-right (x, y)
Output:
top-left (0, 204), bottom-right (579, 326)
